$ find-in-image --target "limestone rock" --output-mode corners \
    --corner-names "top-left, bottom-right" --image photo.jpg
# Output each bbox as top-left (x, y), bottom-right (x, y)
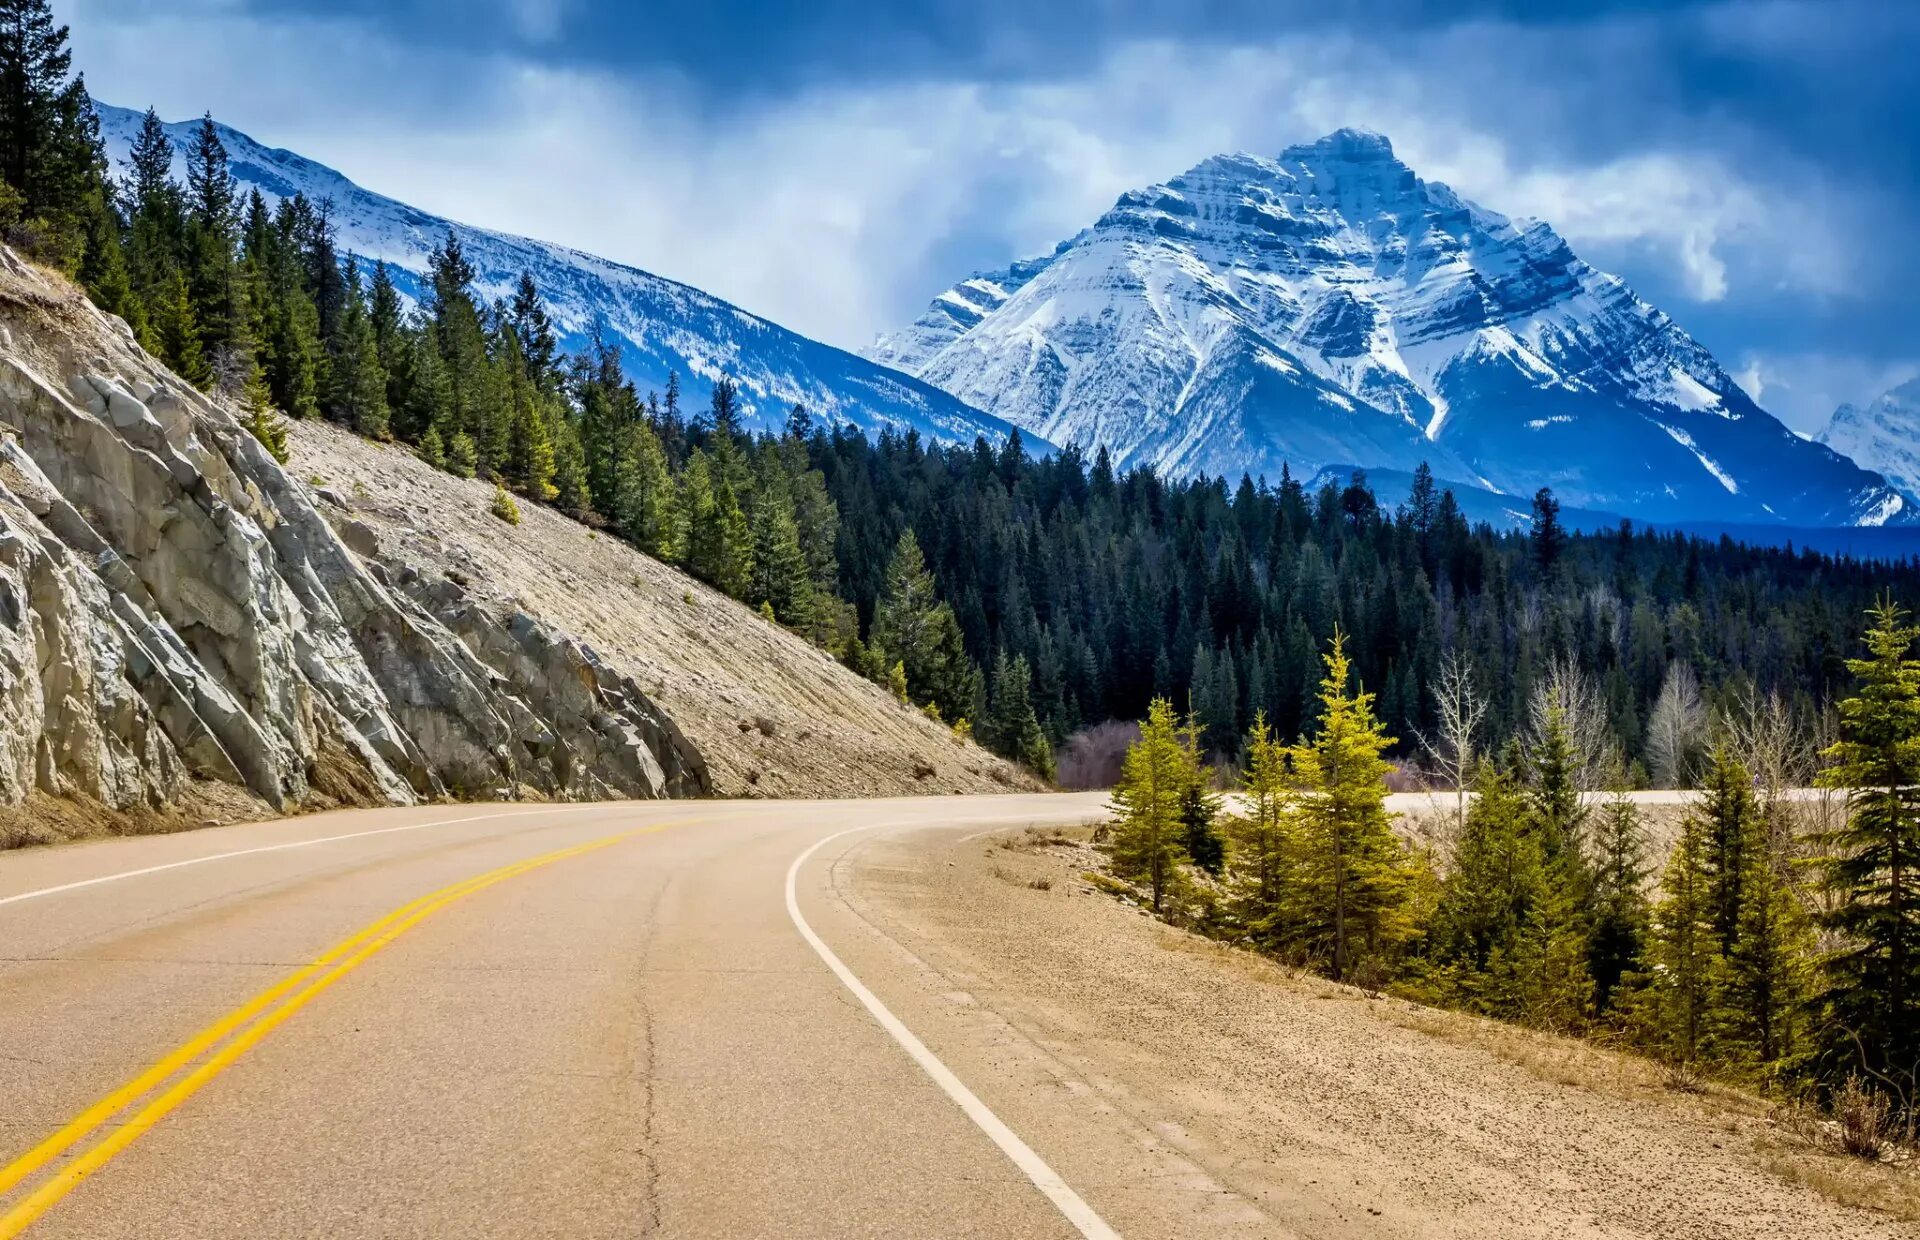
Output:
top-left (0, 247), bottom-right (706, 826)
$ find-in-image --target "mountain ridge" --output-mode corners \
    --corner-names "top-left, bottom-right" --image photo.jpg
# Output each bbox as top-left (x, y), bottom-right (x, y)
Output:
top-left (870, 130), bottom-right (1906, 527)
top-left (93, 102), bottom-right (1044, 452)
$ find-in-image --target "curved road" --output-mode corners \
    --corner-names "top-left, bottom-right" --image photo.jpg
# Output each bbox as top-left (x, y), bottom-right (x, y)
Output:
top-left (0, 795), bottom-right (1114, 1239)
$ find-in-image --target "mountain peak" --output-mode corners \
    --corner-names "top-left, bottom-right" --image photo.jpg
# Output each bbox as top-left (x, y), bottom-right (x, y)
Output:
top-left (1285, 127), bottom-right (1397, 162)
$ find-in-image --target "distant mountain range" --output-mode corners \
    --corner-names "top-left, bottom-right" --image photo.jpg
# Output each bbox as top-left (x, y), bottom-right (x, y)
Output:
top-left (870, 129), bottom-right (1909, 528)
top-left (1821, 376), bottom-right (1920, 502)
top-left (94, 102), bottom-right (1039, 451)
top-left (95, 105), bottom-right (1914, 529)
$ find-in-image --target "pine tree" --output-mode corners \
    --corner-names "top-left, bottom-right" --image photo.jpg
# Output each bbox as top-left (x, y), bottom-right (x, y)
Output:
top-left (1646, 802), bottom-right (1724, 1065)
top-left (1696, 744), bottom-right (1760, 958)
top-left (1179, 714), bottom-right (1224, 874)
top-left (508, 270), bottom-right (558, 389)
top-left (183, 114), bottom-right (238, 358)
top-left (1588, 792), bottom-right (1651, 1013)
top-left (1110, 698), bottom-right (1195, 913)
top-left (871, 529), bottom-right (977, 721)
top-left (1227, 712), bottom-right (1299, 951)
top-left (324, 256), bottom-right (389, 437)
top-left (1724, 812), bottom-right (1816, 1073)
top-left (150, 266), bottom-right (210, 387)
top-left (746, 466), bottom-right (813, 625)
top-left (1290, 632), bottom-right (1413, 983)
top-left (237, 355), bottom-right (289, 463)
top-left (984, 651), bottom-right (1054, 778)
top-left (613, 421), bottom-right (679, 559)
top-left (0, 0), bottom-right (102, 264)
top-left (446, 429), bottom-right (477, 479)
top-left (1812, 599), bottom-right (1920, 1095)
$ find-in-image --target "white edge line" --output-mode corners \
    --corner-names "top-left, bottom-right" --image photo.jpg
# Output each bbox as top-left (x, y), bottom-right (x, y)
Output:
top-left (0, 804), bottom-right (614, 910)
top-left (785, 824), bottom-right (1122, 1240)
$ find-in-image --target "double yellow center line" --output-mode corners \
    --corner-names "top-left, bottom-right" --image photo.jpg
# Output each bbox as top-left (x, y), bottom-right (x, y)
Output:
top-left (0, 821), bottom-right (678, 1237)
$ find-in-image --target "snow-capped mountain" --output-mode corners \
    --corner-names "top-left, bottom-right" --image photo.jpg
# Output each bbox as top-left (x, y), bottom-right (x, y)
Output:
top-left (95, 103), bottom-right (1037, 449)
top-left (1819, 377), bottom-right (1920, 502)
top-left (870, 129), bottom-right (1903, 526)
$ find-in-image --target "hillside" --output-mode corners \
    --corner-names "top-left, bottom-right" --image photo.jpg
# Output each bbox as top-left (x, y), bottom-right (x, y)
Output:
top-left (0, 249), bottom-right (1028, 845)
top-left (94, 102), bottom-right (1042, 451)
top-left (873, 130), bottom-right (1903, 527)
top-left (284, 418), bottom-right (1034, 799)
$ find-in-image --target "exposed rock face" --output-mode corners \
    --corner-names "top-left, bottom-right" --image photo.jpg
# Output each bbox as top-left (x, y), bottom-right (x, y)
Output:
top-left (0, 248), bottom-right (705, 828)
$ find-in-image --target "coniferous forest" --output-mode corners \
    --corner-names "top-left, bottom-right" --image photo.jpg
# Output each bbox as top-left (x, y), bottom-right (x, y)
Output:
top-left (7, 0), bottom-right (1920, 1141)
top-left (5, 5), bottom-right (1913, 785)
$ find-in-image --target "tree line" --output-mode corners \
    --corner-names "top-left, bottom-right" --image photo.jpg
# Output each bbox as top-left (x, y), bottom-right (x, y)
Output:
top-left (1107, 604), bottom-right (1919, 1143)
top-left (12, 4), bottom-right (1920, 787)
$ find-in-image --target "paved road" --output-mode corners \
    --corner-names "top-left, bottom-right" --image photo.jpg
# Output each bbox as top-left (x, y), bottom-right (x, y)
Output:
top-left (0, 795), bottom-right (1117, 1239)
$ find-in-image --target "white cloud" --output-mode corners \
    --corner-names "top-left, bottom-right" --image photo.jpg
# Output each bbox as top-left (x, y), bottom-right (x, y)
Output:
top-left (1733, 351), bottom-right (1920, 433)
top-left (66, 3), bottom-right (1868, 352)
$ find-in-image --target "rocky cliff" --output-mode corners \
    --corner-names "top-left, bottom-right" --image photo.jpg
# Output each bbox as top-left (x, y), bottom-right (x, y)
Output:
top-left (0, 248), bottom-right (705, 845)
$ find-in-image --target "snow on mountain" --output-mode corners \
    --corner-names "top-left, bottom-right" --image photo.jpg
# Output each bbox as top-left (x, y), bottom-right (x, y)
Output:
top-left (870, 129), bottom-right (1904, 526)
top-left (1819, 377), bottom-right (1920, 502)
top-left (95, 103), bottom-right (1040, 450)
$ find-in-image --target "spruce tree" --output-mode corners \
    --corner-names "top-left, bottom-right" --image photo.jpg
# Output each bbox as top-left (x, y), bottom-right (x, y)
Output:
top-left (746, 469), bottom-right (812, 625)
top-left (0, 0), bottom-right (101, 263)
top-left (1227, 712), bottom-right (1299, 950)
top-left (1588, 792), bottom-right (1651, 1013)
top-left (1812, 599), bottom-right (1920, 1095)
top-left (1110, 698), bottom-right (1195, 913)
top-left (1696, 744), bottom-right (1761, 958)
top-left (614, 421), bottom-right (680, 559)
top-left (984, 651), bottom-right (1053, 777)
top-left (237, 355), bottom-right (289, 463)
top-left (1290, 632), bottom-right (1413, 983)
top-left (1647, 801), bottom-right (1724, 1065)
top-left (324, 256), bottom-right (389, 437)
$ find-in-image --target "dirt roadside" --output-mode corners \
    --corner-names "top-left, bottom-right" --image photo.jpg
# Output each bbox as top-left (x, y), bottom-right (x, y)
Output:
top-left (839, 822), bottom-right (1918, 1240)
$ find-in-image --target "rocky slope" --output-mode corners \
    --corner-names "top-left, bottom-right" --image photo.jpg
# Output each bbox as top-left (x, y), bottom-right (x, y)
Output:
top-left (872, 130), bottom-right (1904, 527)
top-left (284, 418), bottom-right (1035, 800)
top-left (1820, 376), bottom-right (1920, 501)
top-left (96, 103), bottom-right (1040, 451)
top-left (0, 250), bottom-right (1024, 844)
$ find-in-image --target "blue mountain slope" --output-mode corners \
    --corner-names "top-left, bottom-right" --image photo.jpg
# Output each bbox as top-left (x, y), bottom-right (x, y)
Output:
top-left (95, 103), bottom-right (1043, 451)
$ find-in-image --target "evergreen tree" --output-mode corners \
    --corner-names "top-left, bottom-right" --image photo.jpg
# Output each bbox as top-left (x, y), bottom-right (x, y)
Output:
top-left (508, 270), bottom-right (558, 389)
top-left (984, 651), bottom-right (1054, 777)
top-left (1290, 632), bottom-right (1413, 983)
top-left (1588, 792), bottom-right (1651, 1013)
top-left (1227, 712), bottom-right (1299, 950)
top-left (1110, 698), bottom-right (1196, 913)
top-left (1646, 801), bottom-right (1725, 1065)
top-left (746, 467), bottom-right (812, 624)
top-left (324, 256), bottom-right (389, 437)
top-left (1179, 714), bottom-right (1224, 874)
top-left (150, 266), bottom-right (210, 387)
top-left (610, 421), bottom-right (679, 558)
top-left (1812, 599), bottom-right (1920, 1096)
top-left (0, 0), bottom-right (100, 264)
top-left (236, 355), bottom-right (288, 463)
top-left (1696, 744), bottom-right (1761, 957)
top-left (871, 529), bottom-right (977, 722)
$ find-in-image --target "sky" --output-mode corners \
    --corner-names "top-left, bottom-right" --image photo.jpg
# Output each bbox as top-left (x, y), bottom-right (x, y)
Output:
top-left (64, 0), bottom-right (1920, 432)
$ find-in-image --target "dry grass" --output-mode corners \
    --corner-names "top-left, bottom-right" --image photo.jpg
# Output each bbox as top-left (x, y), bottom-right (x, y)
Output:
top-left (1756, 1146), bottom-right (1920, 1223)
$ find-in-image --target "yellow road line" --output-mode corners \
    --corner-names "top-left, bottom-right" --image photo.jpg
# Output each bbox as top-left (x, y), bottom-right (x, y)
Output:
top-left (0, 821), bottom-right (680, 1238)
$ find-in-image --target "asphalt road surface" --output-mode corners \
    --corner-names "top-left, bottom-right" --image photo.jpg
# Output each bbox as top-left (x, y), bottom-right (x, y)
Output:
top-left (0, 795), bottom-right (1130, 1239)
top-left (0, 787), bottom-right (1804, 1238)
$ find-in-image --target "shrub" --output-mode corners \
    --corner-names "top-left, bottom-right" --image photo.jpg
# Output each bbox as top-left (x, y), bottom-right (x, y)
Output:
top-left (488, 483), bottom-right (520, 525)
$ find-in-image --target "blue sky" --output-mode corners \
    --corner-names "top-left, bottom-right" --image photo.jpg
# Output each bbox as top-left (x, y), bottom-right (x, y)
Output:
top-left (66, 0), bottom-right (1920, 431)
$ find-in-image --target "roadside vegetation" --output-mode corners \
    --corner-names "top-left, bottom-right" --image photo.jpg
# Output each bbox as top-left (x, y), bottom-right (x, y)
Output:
top-left (14, 1), bottom-right (1920, 791)
top-left (1105, 605), bottom-right (1920, 1175)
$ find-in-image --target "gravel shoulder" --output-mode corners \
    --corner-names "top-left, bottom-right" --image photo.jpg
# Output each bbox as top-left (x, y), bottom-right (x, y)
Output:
top-left (840, 820), bottom-right (1919, 1239)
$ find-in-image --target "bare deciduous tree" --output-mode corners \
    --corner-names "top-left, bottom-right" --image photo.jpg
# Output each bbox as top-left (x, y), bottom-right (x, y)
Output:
top-left (1527, 656), bottom-right (1614, 791)
top-left (1416, 649), bottom-right (1486, 836)
top-left (1646, 661), bottom-right (1706, 788)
